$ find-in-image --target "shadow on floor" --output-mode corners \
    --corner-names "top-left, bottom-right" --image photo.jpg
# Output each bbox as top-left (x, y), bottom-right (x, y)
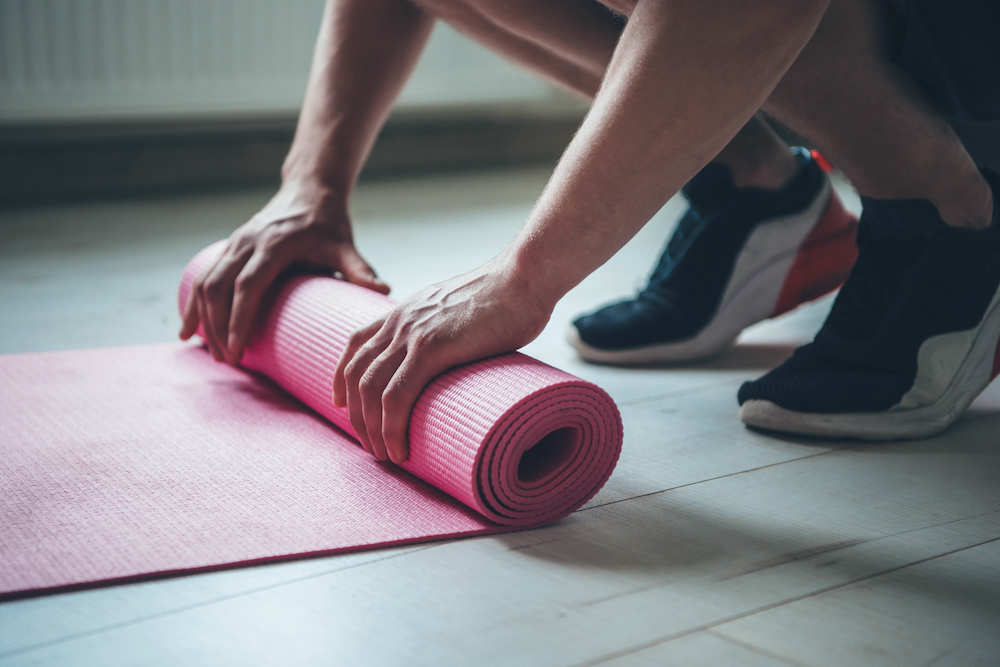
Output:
top-left (492, 481), bottom-right (1000, 624)
top-left (699, 343), bottom-right (799, 372)
top-left (586, 343), bottom-right (799, 373)
top-left (495, 418), bottom-right (1000, 619)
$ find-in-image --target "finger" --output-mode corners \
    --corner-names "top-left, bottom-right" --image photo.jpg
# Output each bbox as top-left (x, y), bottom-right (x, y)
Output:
top-left (196, 295), bottom-right (225, 362)
top-left (228, 249), bottom-right (295, 361)
top-left (332, 318), bottom-right (383, 408)
top-left (179, 284), bottom-right (202, 341)
top-left (328, 245), bottom-right (390, 295)
top-left (341, 329), bottom-right (392, 455)
top-left (381, 353), bottom-right (437, 464)
top-left (359, 345), bottom-right (407, 462)
top-left (201, 252), bottom-right (251, 364)
top-left (180, 260), bottom-right (219, 341)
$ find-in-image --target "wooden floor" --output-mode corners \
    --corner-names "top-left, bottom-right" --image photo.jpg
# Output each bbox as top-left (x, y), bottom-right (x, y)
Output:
top-left (1, 167), bottom-right (998, 667)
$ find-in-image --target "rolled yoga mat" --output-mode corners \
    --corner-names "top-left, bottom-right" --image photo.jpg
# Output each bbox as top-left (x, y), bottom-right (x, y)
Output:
top-left (0, 241), bottom-right (622, 598)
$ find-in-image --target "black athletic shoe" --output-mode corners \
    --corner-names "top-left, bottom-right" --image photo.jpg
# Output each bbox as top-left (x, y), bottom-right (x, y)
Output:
top-left (739, 170), bottom-right (1000, 439)
top-left (568, 149), bottom-right (859, 364)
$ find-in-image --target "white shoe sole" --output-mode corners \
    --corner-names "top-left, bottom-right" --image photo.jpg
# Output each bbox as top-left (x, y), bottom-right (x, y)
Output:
top-left (740, 282), bottom-right (1000, 440)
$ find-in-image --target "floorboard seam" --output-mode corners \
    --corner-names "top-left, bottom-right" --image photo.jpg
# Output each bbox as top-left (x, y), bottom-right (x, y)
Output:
top-left (570, 535), bottom-right (1000, 667)
top-left (571, 510), bottom-right (997, 609)
top-left (720, 508), bottom-right (1000, 581)
top-left (615, 377), bottom-right (742, 408)
top-left (705, 628), bottom-right (812, 667)
top-left (915, 647), bottom-right (956, 667)
top-left (579, 445), bottom-right (857, 512)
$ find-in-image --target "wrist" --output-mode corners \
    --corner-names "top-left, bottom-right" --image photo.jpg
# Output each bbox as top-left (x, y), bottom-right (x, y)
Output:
top-left (278, 170), bottom-right (349, 215)
top-left (500, 243), bottom-right (569, 318)
top-left (281, 134), bottom-right (357, 199)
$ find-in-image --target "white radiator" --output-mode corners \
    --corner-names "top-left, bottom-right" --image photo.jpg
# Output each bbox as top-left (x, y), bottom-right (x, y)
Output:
top-left (0, 0), bottom-right (559, 123)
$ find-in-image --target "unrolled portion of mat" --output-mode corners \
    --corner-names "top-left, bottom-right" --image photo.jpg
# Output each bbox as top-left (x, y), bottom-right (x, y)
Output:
top-left (0, 242), bottom-right (621, 598)
top-left (1, 344), bottom-right (497, 597)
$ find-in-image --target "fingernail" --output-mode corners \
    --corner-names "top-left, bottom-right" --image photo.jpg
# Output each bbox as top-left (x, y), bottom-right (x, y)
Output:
top-left (228, 333), bottom-right (241, 354)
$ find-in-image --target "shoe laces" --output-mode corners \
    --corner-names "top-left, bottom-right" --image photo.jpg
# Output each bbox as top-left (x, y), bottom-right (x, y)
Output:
top-left (640, 165), bottom-right (736, 300)
top-left (644, 209), bottom-right (707, 291)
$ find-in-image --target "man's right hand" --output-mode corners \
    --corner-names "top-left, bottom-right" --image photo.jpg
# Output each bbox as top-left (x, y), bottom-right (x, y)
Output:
top-left (179, 180), bottom-right (389, 365)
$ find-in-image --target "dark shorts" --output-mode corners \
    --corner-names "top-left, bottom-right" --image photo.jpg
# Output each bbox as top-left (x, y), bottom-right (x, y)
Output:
top-left (894, 0), bottom-right (1000, 123)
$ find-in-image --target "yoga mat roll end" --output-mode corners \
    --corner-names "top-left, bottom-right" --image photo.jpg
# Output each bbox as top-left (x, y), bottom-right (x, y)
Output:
top-left (409, 356), bottom-right (623, 526)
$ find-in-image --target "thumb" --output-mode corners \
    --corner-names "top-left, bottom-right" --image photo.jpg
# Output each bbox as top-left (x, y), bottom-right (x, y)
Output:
top-left (336, 246), bottom-right (390, 295)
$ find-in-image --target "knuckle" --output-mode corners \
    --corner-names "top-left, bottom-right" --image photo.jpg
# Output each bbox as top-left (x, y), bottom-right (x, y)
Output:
top-left (381, 385), bottom-right (403, 410)
top-left (409, 336), bottom-right (429, 356)
top-left (202, 277), bottom-right (225, 298)
top-left (344, 359), bottom-right (365, 383)
top-left (346, 328), bottom-right (369, 348)
top-left (344, 335), bottom-right (362, 352)
top-left (261, 228), bottom-right (294, 253)
top-left (256, 244), bottom-right (278, 264)
top-left (232, 273), bottom-right (253, 295)
top-left (358, 371), bottom-right (378, 395)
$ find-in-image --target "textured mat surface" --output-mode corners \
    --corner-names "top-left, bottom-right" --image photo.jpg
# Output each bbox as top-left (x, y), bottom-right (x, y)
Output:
top-left (0, 242), bottom-right (621, 598)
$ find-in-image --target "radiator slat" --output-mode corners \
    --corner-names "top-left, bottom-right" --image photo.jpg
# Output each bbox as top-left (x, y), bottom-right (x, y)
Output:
top-left (0, 0), bottom-right (557, 123)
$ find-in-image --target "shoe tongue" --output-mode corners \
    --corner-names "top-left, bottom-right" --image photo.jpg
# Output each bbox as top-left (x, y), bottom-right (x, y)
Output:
top-left (681, 163), bottom-right (738, 210)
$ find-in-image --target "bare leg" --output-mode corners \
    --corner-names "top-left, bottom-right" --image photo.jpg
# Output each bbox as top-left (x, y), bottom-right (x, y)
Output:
top-left (712, 117), bottom-right (800, 189)
top-left (415, 0), bottom-right (606, 98)
top-left (414, 0), bottom-right (611, 98)
top-left (437, 0), bottom-right (990, 226)
top-left (762, 0), bottom-right (993, 228)
top-left (415, 0), bottom-right (799, 189)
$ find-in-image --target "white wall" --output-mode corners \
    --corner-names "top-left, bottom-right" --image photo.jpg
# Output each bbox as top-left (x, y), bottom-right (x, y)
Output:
top-left (0, 0), bottom-right (569, 124)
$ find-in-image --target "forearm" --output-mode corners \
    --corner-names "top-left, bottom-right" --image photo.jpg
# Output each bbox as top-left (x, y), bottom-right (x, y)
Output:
top-left (507, 0), bottom-right (829, 308)
top-left (181, 0), bottom-right (427, 361)
top-left (283, 0), bottom-right (434, 197)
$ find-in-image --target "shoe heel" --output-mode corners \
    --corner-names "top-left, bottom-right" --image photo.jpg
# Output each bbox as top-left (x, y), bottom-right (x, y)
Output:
top-left (772, 193), bottom-right (859, 317)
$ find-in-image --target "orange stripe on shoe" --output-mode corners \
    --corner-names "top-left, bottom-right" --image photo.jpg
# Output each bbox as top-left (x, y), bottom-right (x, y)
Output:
top-left (772, 193), bottom-right (859, 317)
top-left (810, 150), bottom-right (835, 174)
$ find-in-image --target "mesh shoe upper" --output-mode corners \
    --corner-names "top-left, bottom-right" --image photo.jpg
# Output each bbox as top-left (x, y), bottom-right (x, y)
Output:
top-left (573, 150), bottom-right (826, 351)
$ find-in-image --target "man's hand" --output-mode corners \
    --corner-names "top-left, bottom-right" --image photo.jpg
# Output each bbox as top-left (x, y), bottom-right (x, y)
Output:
top-left (179, 181), bottom-right (389, 364)
top-left (332, 256), bottom-right (553, 464)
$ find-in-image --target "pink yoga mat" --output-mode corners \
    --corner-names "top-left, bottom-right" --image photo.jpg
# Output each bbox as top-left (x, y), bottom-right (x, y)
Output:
top-left (0, 242), bottom-right (622, 598)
